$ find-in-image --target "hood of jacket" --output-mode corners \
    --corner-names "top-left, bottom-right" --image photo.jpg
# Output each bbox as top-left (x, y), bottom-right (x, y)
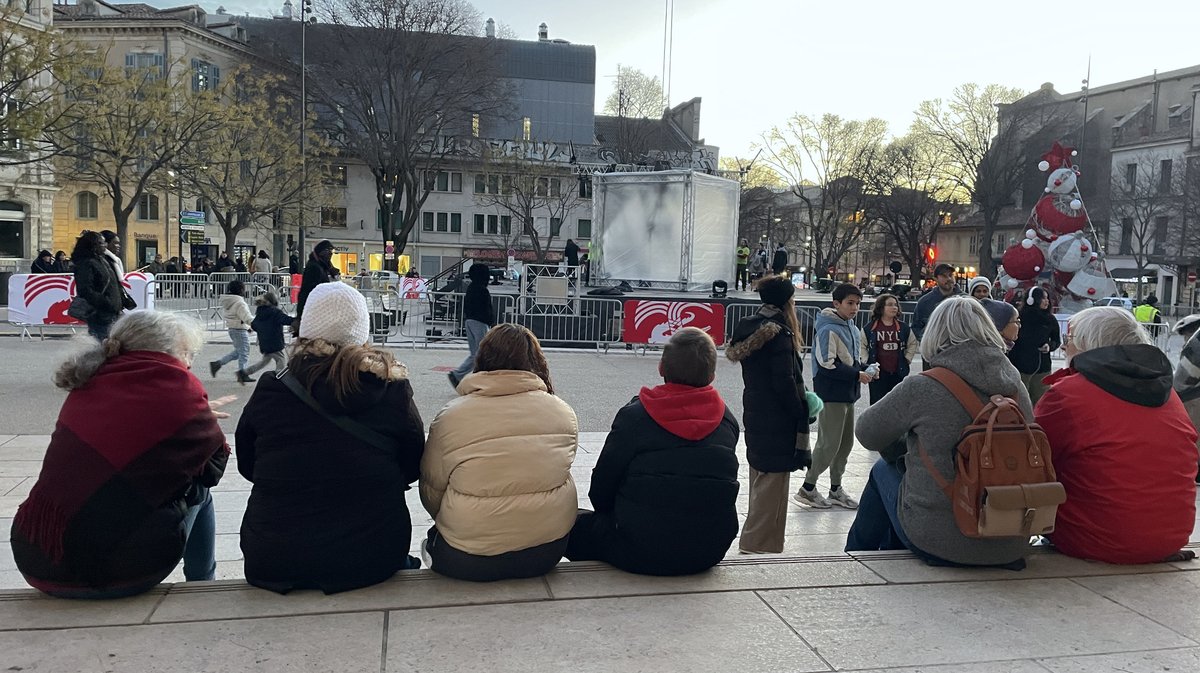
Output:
top-left (638, 383), bottom-right (726, 441)
top-left (219, 294), bottom-right (244, 311)
top-left (458, 369), bottom-right (548, 397)
top-left (305, 358), bottom-right (409, 413)
top-left (927, 342), bottom-right (1024, 398)
top-left (814, 307), bottom-right (861, 357)
top-left (726, 307), bottom-right (788, 363)
top-left (1067, 344), bottom-right (1173, 407)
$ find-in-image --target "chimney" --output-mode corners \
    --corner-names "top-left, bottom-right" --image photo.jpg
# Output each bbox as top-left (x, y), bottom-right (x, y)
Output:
top-left (538, 22), bottom-right (548, 40)
top-left (485, 17), bottom-right (495, 38)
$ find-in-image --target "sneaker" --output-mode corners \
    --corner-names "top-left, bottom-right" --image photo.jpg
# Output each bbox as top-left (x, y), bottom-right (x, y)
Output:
top-left (236, 370), bottom-right (256, 385)
top-left (209, 361), bottom-right (220, 378)
top-left (419, 540), bottom-right (433, 569)
top-left (827, 489), bottom-right (858, 509)
top-left (790, 487), bottom-right (832, 509)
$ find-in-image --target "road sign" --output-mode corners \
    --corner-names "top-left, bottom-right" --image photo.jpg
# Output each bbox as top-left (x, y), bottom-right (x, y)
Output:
top-left (179, 210), bottom-right (206, 227)
top-left (1189, 271), bottom-right (1197, 284)
top-left (179, 223), bottom-right (205, 232)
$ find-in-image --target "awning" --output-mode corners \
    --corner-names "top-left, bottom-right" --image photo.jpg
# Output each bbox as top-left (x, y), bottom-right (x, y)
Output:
top-left (1107, 267), bottom-right (1158, 281)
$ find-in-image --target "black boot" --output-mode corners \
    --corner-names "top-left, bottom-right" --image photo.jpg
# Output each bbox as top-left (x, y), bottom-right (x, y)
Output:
top-left (236, 370), bottom-right (255, 385)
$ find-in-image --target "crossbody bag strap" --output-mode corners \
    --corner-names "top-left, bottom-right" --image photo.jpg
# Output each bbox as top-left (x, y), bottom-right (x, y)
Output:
top-left (278, 370), bottom-right (396, 454)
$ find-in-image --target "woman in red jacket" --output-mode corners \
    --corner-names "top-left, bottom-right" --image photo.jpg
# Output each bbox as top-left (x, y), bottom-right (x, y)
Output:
top-left (1035, 307), bottom-right (1197, 564)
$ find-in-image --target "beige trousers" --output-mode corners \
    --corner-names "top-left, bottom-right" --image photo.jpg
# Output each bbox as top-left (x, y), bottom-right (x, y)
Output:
top-left (739, 467), bottom-right (790, 553)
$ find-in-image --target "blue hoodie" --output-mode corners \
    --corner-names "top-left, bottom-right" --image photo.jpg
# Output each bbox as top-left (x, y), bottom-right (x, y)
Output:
top-left (812, 307), bottom-right (863, 403)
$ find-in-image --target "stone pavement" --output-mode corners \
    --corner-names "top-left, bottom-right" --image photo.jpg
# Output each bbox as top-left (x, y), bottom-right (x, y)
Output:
top-left (2, 432), bottom-right (1199, 672)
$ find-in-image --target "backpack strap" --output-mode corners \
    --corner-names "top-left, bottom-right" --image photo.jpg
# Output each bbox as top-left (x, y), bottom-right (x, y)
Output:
top-left (914, 368), bottom-right (987, 499)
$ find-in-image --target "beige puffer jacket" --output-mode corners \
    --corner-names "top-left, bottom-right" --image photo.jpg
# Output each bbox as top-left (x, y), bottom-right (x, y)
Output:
top-left (420, 370), bottom-right (578, 556)
top-left (219, 294), bottom-right (253, 330)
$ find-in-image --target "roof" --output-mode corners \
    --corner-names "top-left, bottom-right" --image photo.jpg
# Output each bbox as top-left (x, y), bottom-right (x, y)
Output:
top-left (593, 115), bottom-right (691, 152)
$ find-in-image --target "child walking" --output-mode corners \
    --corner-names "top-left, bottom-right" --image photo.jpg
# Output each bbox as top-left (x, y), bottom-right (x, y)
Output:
top-left (246, 292), bottom-right (293, 376)
top-left (210, 280), bottom-right (255, 384)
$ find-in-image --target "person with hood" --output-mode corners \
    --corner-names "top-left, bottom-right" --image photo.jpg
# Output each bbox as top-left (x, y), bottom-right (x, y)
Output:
top-left (861, 293), bottom-right (918, 404)
top-left (214, 252), bottom-right (235, 272)
top-left (247, 291), bottom-right (293, 375)
top-left (31, 250), bottom-right (57, 274)
top-left (795, 283), bottom-right (870, 509)
top-left (236, 282), bottom-right (425, 593)
top-left (725, 276), bottom-right (815, 553)
top-left (71, 231), bottom-right (125, 340)
top-left (771, 243), bottom-right (788, 276)
top-left (11, 311), bottom-right (229, 598)
top-left (294, 240), bottom-right (336, 334)
top-left (1008, 286), bottom-right (1060, 405)
top-left (209, 280), bottom-right (255, 384)
top-left (421, 324), bottom-right (578, 581)
top-left (846, 296), bottom-right (1033, 567)
top-left (566, 327), bottom-right (740, 575)
top-left (1171, 314), bottom-right (1200, 482)
top-left (968, 276), bottom-right (992, 300)
top-left (1035, 307), bottom-right (1197, 564)
top-left (448, 263), bottom-right (495, 389)
top-left (564, 238), bottom-right (580, 274)
top-left (912, 263), bottom-right (961, 341)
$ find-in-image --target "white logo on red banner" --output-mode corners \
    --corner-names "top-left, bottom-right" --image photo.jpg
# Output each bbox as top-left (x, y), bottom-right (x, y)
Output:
top-left (623, 300), bottom-right (726, 345)
top-left (7, 273), bottom-right (154, 326)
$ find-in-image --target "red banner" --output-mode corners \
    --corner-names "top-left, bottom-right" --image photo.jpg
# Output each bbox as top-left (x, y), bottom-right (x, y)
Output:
top-left (7, 273), bottom-right (154, 326)
top-left (622, 300), bottom-right (726, 346)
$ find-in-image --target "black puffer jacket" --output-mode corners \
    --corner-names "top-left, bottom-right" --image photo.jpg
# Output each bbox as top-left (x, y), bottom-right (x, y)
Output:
top-left (587, 385), bottom-right (740, 575)
top-left (726, 306), bottom-right (811, 472)
top-left (235, 357), bottom-right (425, 594)
top-left (72, 256), bottom-right (123, 319)
top-left (1009, 305), bottom-right (1060, 375)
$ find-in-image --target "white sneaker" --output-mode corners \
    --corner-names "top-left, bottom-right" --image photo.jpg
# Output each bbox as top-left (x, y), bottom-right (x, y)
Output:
top-left (790, 487), bottom-right (832, 509)
top-left (827, 489), bottom-right (859, 509)
top-left (419, 539), bottom-right (433, 569)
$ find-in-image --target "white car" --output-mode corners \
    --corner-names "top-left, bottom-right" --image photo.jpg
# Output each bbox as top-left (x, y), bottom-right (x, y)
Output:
top-left (1094, 296), bottom-right (1134, 311)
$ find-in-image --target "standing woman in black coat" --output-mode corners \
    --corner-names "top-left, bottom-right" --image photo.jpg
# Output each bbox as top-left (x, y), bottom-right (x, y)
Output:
top-left (1007, 286), bottom-right (1061, 405)
top-left (726, 276), bottom-right (813, 553)
top-left (71, 231), bottom-right (125, 340)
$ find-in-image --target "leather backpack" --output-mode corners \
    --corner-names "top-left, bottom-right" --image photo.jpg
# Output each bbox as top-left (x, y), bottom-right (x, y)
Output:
top-left (918, 368), bottom-right (1066, 538)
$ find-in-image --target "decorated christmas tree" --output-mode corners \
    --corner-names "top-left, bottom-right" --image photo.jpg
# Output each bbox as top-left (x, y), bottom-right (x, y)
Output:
top-left (997, 142), bottom-right (1117, 313)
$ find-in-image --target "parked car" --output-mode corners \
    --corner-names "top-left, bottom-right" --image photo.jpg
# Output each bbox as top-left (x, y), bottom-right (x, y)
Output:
top-left (1095, 296), bottom-right (1134, 311)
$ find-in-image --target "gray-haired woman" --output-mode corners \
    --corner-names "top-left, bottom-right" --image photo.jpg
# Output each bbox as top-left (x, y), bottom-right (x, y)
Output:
top-left (845, 296), bottom-right (1032, 568)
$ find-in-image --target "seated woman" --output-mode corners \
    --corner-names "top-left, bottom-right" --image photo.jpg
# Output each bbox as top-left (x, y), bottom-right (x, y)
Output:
top-left (236, 282), bottom-right (426, 594)
top-left (1035, 307), bottom-right (1197, 564)
top-left (420, 324), bottom-right (578, 581)
top-left (10, 311), bottom-right (228, 598)
top-left (846, 296), bottom-right (1032, 568)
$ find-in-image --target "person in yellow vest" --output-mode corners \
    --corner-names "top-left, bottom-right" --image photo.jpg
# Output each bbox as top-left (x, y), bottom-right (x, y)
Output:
top-left (735, 239), bottom-right (751, 291)
top-left (1134, 295), bottom-right (1164, 339)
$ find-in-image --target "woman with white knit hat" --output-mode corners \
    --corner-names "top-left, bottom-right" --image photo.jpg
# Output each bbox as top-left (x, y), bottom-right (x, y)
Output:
top-left (235, 282), bottom-right (427, 594)
top-left (968, 276), bottom-right (992, 301)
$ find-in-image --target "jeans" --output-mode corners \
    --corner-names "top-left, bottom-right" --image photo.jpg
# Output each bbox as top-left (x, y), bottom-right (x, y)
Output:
top-left (452, 319), bottom-right (490, 381)
top-left (845, 459), bottom-right (915, 553)
top-left (216, 329), bottom-right (251, 372)
top-left (868, 370), bottom-right (906, 405)
top-left (182, 491), bottom-right (216, 581)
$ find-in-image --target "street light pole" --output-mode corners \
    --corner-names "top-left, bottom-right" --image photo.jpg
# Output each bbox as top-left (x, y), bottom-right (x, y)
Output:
top-left (297, 0), bottom-right (312, 264)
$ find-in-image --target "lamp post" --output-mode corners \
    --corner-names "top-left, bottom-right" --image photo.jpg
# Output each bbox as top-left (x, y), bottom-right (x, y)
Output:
top-left (297, 0), bottom-right (314, 262)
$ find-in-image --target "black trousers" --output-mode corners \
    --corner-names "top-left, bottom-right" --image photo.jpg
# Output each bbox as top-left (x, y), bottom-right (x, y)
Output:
top-left (868, 370), bottom-right (906, 405)
top-left (424, 527), bottom-right (566, 582)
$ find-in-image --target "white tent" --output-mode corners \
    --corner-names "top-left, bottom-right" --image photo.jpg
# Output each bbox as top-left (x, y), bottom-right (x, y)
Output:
top-left (591, 170), bottom-right (740, 292)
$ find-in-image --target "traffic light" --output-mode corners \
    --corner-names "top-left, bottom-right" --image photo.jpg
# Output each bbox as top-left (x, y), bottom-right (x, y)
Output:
top-left (926, 245), bottom-right (937, 263)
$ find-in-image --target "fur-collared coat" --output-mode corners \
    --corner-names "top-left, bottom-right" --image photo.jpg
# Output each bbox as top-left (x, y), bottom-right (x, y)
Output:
top-left (726, 306), bottom-right (811, 473)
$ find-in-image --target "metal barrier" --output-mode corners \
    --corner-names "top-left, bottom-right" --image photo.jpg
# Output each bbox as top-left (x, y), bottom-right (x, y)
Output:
top-left (395, 291), bottom-right (516, 346)
top-left (153, 274), bottom-right (287, 332)
top-left (721, 302), bottom-right (917, 354)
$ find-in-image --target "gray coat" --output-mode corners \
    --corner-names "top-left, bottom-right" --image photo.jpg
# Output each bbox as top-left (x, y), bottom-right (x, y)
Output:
top-left (855, 342), bottom-right (1032, 566)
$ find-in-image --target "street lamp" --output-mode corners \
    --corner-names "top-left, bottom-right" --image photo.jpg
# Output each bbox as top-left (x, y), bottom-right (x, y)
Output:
top-left (297, 0), bottom-right (316, 262)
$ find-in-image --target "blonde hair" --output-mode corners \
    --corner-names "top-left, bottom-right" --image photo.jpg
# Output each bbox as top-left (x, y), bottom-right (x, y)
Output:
top-left (55, 311), bottom-right (205, 390)
top-left (1067, 306), bottom-right (1151, 354)
top-left (919, 296), bottom-right (1006, 361)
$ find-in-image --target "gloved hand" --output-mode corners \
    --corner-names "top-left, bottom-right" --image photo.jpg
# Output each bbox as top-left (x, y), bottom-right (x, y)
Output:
top-left (794, 446), bottom-right (813, 470)
top-left (805, 391), bottom-right (824, 424)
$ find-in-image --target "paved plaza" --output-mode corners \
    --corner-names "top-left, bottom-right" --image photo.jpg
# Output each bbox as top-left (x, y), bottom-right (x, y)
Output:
top-left (1, 335), bottom-right (1198, 671)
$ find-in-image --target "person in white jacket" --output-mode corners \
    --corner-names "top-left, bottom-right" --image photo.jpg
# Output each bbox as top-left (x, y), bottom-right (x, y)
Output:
top-left (210, 279), bottom-right (256, 384)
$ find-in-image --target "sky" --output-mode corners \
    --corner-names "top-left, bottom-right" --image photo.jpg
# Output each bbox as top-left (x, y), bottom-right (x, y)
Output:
top-left (195, 0), bottom-right (1199, 163)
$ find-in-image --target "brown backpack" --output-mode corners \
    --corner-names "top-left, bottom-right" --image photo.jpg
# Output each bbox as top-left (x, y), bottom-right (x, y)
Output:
top-left (917, 368), bottom-right (1066, 538)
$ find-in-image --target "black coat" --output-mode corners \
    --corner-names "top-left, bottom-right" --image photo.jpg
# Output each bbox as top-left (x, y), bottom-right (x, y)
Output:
top-left (250, 304), bottom-right (293, 354)
top-left (462, 281), bottom-right (495, 325)
top-left (726, 309), bottom-right (811, 472)
top-left (73, 256), bottom-right (123, 319)
top-left (234, 367), bottom-right (425, 594)
top-left (772, 248), bottom-right (788, 273)
top-left (564, 240), bottom-right (580, 266)
top-left (295, 258), bottom-right (333, 325)
top-left (587, 394), bottom-right (740, 575)
top-left (1009, 306), bottom-right (1061, 375)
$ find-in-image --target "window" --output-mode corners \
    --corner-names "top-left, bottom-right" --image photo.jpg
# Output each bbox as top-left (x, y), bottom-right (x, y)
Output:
top-left (125, 52), bottom-right (165, 79)
top-left (522, 117), bottom-right (531, 141)
top-left (191, 59), bottom-right (221, 92)
top-left (577, 219), bottom-right (591, 238)
top-left (550, 217), bottom-right (562, 237)
top-left (578, 175), bottom-right (593, 199)
top-left (450, 213), bottom-right (462, 233)
top-left (1160, 159), bottom-right (1173, 194)
top-left (136, 194), bottom-right (159, 221)
top-left (320, 207), bottom-right (347, 228)
top-left (76, 192), bottom-right (98, 219)
top-left (323, 165), bottom-right (347, 185)
top-left (423, 212), bottom-right (435, 232)
top-left (500, 215), bottom-right (511, 235)
top-left (550, 178), bottom-right (561, 197)
top-left (1125, 163), bottom-right (1137, 187)
top-left (1155, 216), bottom-right (1169, 255)
top-left (1120, 217), bottom-right (1133, 255)
top-left (436, 212), bottom-right (448, 232)
top-left (490, 175), bottom-right (501, 194)
top-left (473, 214), bottom-right (485, 234)
top-left (0, 96), bottom-right (21, 151)
top-left (424, 171), bottom-right (462, 193)
top-left (474, 174), bottom-right (486, 194)
top-left (471, 113), bottom-right (480, 138)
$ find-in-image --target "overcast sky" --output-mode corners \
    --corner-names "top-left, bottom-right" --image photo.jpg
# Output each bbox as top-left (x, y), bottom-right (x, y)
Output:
top-left (205, 0), bottom-right (1199, 161)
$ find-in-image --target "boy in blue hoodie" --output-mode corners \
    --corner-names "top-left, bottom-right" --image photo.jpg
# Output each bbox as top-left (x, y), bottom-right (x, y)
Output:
top-left (566, 327), bottom-right (741, 575)
top-left (793, 283), bottom-right (871, 509)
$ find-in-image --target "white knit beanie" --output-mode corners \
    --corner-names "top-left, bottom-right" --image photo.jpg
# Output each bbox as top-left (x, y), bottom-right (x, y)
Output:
top-left (969, 276), bottom-right (992, 294)
top-left (299, 282), bottom-right (370, 347)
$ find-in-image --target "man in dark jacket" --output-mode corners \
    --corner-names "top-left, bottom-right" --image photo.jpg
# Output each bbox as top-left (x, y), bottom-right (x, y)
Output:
top-left (448, 263), bottom-right (495, 388)
top-left (31, 250), bottom-right (57, 274)
top-left (214, 252), bottom-right (235, 271)
top-left (912, 263), bottom-right (961, 341)
top-left (567, 327), bottom-right (740, 575)
top-left (294, 240), bottom-right (336, 335)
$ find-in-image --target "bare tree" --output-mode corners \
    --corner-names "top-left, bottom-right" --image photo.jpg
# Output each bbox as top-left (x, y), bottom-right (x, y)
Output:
top-left (865, 134), bottom-right (957, 282)
top-left (719, 155), bottom-right (785, 189)
top-left (309, 0), bottom-right (511, 269)
top-left (473, 140), bottom-right (584, 263)
top-left (1111, 154), bottom-right (1184, 298)
top-left (758, 113), bottom-right (888, 275)
top-left (913, 83), bottom-right (1071, 277)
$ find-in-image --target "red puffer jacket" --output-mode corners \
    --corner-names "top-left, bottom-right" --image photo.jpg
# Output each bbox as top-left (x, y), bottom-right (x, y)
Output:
top-left (1035, 344), bottom-right (1197, 564)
